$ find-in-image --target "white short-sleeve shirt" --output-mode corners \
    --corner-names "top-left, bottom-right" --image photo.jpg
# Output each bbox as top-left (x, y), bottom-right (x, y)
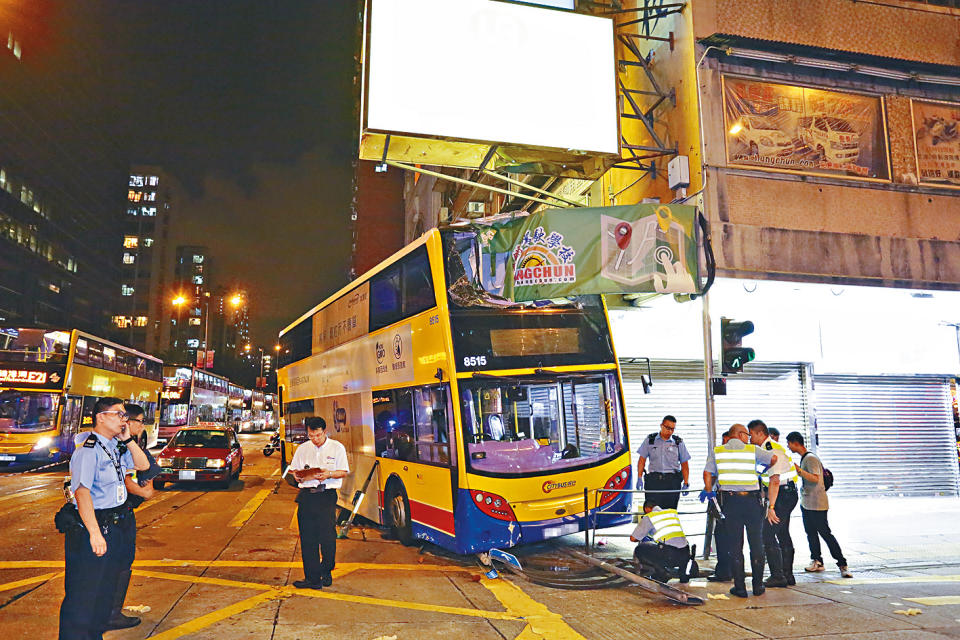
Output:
top-left (289, 437), bottom-right (349, 489)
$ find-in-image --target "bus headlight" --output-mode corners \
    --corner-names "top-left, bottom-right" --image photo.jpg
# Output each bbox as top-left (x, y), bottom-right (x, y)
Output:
top-left (205, 459), bottom-right (226, 469)
top-left (33, 437), bottom-right (53, 451)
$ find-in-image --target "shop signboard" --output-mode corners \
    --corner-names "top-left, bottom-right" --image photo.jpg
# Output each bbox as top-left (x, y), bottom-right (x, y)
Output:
top-left (470, 204), bottom-right (700, 302)
top-left (911, 99), bottom-right (960, 188)
top-left (723, 76), bottom-right (889, 181)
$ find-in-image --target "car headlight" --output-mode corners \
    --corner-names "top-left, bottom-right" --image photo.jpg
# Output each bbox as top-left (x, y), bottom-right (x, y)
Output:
top-left (157, 457), bottom-right (173, 467)
top-left (206, 459), bottom-right (226, 469)
top-left (33, 436), bottom-right (53, 450)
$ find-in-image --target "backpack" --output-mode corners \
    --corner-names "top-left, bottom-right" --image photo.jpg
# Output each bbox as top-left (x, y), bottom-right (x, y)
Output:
top-left (801, 452), bottom-right (834, 491)
top-left (647, 433), bottom-right (682, 446)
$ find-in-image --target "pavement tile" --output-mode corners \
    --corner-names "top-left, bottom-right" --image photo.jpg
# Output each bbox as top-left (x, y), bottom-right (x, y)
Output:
top-left (793, 632), bottom-right (959, 640)
top-left (709, 602), bottom-right (918, 638)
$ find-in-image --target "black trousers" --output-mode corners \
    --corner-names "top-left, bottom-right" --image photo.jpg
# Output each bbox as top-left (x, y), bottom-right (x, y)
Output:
top-left (801, 507), bottom-right (847, 567)
top-left (644, 472), bottom-right (682, 510)
top-left (59, 516), bottom-right (135, 640)
top-left (762, 484), bottom-right (797, 579)
top-left (297, 489), bottom-right (338, 583)
top-left (719, 491), bottom-right (765, 590)
top-left (634, 542), bottom-right (690, 580)
top-left (109, 510), bottom-right (137, 620)
top-left (713, 516), bottom-right (732, 578)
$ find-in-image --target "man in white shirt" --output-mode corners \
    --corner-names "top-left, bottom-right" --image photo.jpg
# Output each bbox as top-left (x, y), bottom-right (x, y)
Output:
top-left (290, 416), bottom-right (349, 590)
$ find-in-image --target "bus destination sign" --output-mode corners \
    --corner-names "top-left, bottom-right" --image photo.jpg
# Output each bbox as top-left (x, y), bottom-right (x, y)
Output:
top-left (0, 365), bottom-right (66, 386)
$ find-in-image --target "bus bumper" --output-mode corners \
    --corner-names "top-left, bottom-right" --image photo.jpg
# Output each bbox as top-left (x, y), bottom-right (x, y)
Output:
top-left (448, 489), bottom-right (632, 555)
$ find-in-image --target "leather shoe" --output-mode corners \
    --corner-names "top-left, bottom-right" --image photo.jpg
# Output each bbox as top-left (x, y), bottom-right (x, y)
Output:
top-left (786, 574), bottom-right (796, 586)
top-left (728, 586), bottom-right (749, 598)
top-left (752, 583), bottom-right (766, 596)
top-left (104, 613), bottom-right (141, 630)
top-left (292, 579), bottom-right (322, 590)
top-left (707, 574), bottom-right (732, 582)
top-left (320, 574), bottom-right (333, 587)
top-left (764, 575), bottom-right (789, 588)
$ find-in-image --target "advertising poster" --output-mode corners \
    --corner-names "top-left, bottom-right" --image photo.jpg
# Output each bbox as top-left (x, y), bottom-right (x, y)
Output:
top-left (723, 76), bottom-right (889, 180)
top-left (912, 99), bottom-right (960, 187)
top-left (471, 204), bottom-right (700, 302)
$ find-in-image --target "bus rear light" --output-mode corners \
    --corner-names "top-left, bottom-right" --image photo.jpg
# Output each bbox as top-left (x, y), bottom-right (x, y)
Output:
top-left (599, 465), bottom-right (631, 507)
top-left (470, 490), bottom-right (516, 521)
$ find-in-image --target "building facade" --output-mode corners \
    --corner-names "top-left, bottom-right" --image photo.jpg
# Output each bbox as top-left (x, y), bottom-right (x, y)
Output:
top-left (171, 245), bottom-right (211, 366)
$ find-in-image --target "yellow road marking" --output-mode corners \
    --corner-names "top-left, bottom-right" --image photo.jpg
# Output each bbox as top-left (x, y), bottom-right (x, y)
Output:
top-left (0, 572), bottom-right (63, 593)
top-left (481, 575), bottom-right (587, 639)
top-left (135, 490), bottom-right (180, 513)
top-left (0, 560), bottom-right (474, 572)
top-left (904, 595), bottom-right (960, 606)
top-left (149, 590), bottom-right (282, 640)
top-left (228, 489), bottom-right (271, 527)
top-left (289, 505), bottom-right (298, 532)
top-left (271, 468), bottom-right (279, 476)
top-left (133, 569), bottom-right (276, 591)
top-left (827, 575), bottom-right (960, 585)
top-left (0, 488), bottom-right (47, 505)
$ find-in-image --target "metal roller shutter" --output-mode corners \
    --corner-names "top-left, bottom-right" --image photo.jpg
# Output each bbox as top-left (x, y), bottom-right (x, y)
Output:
top-left (812, 375), bottom-right (959, 497)
top-left (620, 359), bottom-right (810, 497)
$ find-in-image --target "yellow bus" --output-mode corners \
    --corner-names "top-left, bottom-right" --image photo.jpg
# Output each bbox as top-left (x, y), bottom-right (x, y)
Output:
top-left (0, 328), bottom-right (163, 470)
top-left (277, 228), bottom-right (632, 555)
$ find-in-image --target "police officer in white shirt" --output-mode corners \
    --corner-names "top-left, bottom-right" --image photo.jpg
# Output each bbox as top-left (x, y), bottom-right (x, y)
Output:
top-left (290, 416), bottom-right (349, 590)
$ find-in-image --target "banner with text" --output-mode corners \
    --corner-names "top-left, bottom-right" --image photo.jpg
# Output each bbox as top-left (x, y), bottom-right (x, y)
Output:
top-left (723, 76), bottom-right (889, 180)
top-left (471, 204), bottom-right (700, 302)
top-left (912, 99), bottom-right (960, 187)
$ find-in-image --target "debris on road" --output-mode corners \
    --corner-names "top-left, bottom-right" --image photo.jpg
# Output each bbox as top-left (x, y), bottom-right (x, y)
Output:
top-left (707, 593), bottom-right (729, 600)
top-left (124, 605), bottom-right (151, 613)
top-left (893, 608), bottom-right (923, 616)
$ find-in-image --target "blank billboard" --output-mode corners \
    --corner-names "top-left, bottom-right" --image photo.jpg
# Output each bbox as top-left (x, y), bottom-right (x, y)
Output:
top-left (365, 0), bottom-right (618, 155)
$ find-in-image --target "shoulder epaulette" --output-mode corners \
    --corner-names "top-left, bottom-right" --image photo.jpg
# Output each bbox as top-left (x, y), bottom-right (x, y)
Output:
top-left (647, 433), bottom-right (657, 445)
top-left (672, 435), bottom-right (682, 444)
top-left (83, 434), bottom-right (98, 448)
top-left (765, 441), bottom-right (773, 450)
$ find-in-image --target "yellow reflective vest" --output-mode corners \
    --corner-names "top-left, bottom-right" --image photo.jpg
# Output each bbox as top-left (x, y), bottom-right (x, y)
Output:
top-left (760, 440), bottom-right (798, 486)
top-left (714, 443), bottom-right (760, 489)
top-left (647, 508), bottom-right (685, 543)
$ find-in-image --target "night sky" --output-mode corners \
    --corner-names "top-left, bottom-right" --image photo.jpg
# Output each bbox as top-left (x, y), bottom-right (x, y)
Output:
top-left (56, 1), bottom-right (360, 345)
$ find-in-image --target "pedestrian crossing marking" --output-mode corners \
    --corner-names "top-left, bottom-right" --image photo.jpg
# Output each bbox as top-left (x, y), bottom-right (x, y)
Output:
top-left (228, 488), bottom-right (271, 527)
top-left (0, 571), bottom-right (63, 594)
top-left (904, 596), bottom-right (960, 606)
top-left (827, 575), bottom-right (960, 585)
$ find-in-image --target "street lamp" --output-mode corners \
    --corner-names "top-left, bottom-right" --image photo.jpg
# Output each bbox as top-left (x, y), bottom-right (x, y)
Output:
top-left (172, 295), bottom-right (186, 361)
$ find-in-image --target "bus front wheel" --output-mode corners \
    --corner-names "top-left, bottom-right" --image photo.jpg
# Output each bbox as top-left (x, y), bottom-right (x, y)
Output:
top-left (386, 484), bottom-right (414, 546)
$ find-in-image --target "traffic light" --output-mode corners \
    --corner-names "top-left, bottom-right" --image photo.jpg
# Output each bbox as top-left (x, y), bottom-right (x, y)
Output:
top-left (720, 317), bottom-right (755, 374)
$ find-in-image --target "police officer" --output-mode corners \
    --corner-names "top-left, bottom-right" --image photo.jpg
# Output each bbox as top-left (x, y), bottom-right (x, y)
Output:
top-left (749, 419), bottom-right (798, 587)
top-left (701, 423), bottom-right (777, 598)
top-left (103, 403), bottom-right (162, 630)
top-left (636, 415), bottom-right (690, 510)
top-left (291, 417), bottom-right (349, 590)
top-left (706, 428), bottom-right (734, 582)
top-left (59, 397), bottom-right (149, 640)
top-left (630, 501), bottom-right (696, 583)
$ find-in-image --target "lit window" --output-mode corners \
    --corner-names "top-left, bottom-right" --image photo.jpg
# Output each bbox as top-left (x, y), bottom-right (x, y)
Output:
top-left (129, 175), bottom-right (144, 187)
top-left (48, 283), bottom-right (60, 294)
top-left (144, 192), bottom-right (156, 202)
top-left (147, 176), bottom-right (159, 186)
top-left (187, 339), bottom-right (200, 348)
top-left (112, 315), bottom-right (132, 328)
top-left (20, 186), bottom-right (33, 207)
top-left (122, 253), bottom-right (135, 265)
top-left (141, 207), bottom-right (157, 216)
top-left (143, 238), bottom-right (154, 247)
top-left (127, 190), bottom-right (142, 202)
top-left (8, 32), bottom-right (21, 60)
top-left (192, 254), bottom-right (204, 264)
top-left (189, 318), bottom-right (201, 326)
top-left (0, 169), bottom-right (6, 190)
top-left (123, 236), bottom-right (138, 249)
top-left (127, 207), bottom-right (138, 216)
top-left (192, 275), bottom-right (203, 285)
top-left (121, 284), bottom-right (135, 296)
top-left (134, 316), bottom-right (148, 327)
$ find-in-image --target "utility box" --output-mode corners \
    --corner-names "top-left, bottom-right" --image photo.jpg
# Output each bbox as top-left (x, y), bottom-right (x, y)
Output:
top-left (668, 155), bottom-right (690, 190)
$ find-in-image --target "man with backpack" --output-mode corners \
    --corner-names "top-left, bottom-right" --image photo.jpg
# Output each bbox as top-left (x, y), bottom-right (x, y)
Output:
top-left (785, 431), bottom-right (852, 578)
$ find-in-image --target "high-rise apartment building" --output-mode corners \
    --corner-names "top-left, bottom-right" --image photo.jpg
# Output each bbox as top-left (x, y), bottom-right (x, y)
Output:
top-left (171, 245), bottom-right (210, 365)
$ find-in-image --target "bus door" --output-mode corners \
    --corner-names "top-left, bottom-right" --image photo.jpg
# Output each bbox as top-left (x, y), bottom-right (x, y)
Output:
top-left (59, 395), bottom-right (83, 455)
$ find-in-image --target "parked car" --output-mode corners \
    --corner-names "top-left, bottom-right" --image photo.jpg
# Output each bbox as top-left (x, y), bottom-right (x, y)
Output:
top-left (153, 426), bottom-right (244, 490)
top-left (798, 115), bottom-right (860, 165)
top-left (734, 115), bottom-right (794, 157)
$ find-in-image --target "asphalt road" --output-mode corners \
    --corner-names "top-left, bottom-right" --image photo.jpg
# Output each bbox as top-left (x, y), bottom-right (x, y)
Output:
top-left (2, 431), bottom-right (959, 640)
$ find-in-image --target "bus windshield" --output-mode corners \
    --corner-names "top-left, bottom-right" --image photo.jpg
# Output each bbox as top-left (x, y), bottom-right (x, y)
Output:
top-left (0, 328), bottom-right (71, 363)
top-left (0, 390), bottom-right (59, 433)
top-left (459, 372), bottom-right (625, 476)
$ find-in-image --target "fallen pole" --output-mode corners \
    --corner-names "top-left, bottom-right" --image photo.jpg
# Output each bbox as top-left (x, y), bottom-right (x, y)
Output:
top-left (566, 549), bottom-right (704, 605)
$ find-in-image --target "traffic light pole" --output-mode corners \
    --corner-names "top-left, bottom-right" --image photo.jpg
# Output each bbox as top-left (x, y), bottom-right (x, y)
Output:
top-left (702, 290), bottom-right (718, 453)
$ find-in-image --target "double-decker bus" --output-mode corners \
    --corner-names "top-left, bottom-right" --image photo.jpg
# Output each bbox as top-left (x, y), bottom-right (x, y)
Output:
top-left (263, 393), bottom-right (277, 431)
top-left (276, 228), bottom-right (631, 555)
top-left (158, 365), bottom-right (231, 440)
top-left (0, 328), bottom-right (163, 469)
top-left (228, 383), bottom-right (246, 432)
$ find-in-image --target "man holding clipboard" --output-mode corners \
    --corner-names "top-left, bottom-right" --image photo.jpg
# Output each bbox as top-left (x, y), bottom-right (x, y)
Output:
top-left (290, 416), bottom-right (349, 590)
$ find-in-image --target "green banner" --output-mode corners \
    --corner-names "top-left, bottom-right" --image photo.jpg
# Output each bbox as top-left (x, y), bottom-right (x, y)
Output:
top-left (471, 203), bottom-right (700, 302)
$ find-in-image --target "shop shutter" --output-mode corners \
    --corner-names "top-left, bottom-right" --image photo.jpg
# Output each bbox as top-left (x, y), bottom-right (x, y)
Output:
top-left (619, 359), bottom-right (810, 500)
top-left (812, 375), bottom-right (959, 497)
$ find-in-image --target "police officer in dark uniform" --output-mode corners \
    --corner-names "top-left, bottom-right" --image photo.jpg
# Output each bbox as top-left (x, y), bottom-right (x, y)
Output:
top-left (103, 403), bottom-right (162, 630)
top-left (636, 415), bottom-right (690, 510)
top-left (707, 428), bottom-right (734, 582)
top-left (59, 397), bottom-right (149, 640)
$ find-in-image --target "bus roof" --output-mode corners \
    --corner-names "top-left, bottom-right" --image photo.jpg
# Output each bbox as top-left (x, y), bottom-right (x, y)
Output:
top-left (74, 329), bottom-right (163, 364)
top-left (279, 228), bottom-right (438, 338)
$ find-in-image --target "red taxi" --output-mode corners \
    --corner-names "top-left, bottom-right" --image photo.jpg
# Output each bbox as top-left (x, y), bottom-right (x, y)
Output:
top-left (153, 426), bottom-right (243, 489)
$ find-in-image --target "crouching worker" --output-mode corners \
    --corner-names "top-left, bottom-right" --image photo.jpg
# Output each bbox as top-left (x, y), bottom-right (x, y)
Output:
top-left (630, 501), bottom-right (698, 583)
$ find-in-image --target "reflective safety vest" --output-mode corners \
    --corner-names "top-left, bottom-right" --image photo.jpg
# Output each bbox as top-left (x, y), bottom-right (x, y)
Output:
top-left (714, 443), bottom-right (760, 489)
top-left (760, 440), bottom-right (798, 486)
top-left (647, 508), bottom-right (685, 543)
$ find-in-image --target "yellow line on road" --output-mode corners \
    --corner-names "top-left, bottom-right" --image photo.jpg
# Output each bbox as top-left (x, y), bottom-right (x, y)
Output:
top-left (133, 569), bottom-right (275, 591)
top-left (228, 489), bottom-right (271, 527)
top-left (148, 590), bottom-right (282, 640)
top-left (289, 505), bottom-right (298, 532)
top-left (0, 560), bottom-right (474, 571)
top-left (905, 595), bottom-right (960, 606)
top-left (0, 571), bottom-right (63, 593)
top-left (0, 488), bottom-right (47, 505)
top-left (271, 468), bottom-right (279, 476)
top-left (481, 574), bottom-right (587, 639)
top-left (827, 575), bottom-right (960, 585)
top-left (135, 490), bottom-right (179, 513)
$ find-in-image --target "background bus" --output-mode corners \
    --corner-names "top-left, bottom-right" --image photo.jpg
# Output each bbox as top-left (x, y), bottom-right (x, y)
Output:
top-left (0, 328), bottom-right (163, 469)
top-left (159, 365), bottom-right (231, 440)
top-left (228, 383), bottom-right (246, 432)
top-left (277, 228), bottom-right (631, 555)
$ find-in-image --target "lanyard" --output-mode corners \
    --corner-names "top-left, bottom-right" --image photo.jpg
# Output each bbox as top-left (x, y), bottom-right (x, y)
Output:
top-left (96, 439), bottom-right (124, 482)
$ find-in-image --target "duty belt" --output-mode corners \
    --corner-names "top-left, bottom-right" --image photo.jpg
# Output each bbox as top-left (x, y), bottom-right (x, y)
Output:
top-left (720, 490), bottom-right (760, 496)
top-left (302, 486), bottom-right (336, 494)
top-left (94, 505), bottom-right (130, 526)
top-left (646, 471), bottom-right (681, 477)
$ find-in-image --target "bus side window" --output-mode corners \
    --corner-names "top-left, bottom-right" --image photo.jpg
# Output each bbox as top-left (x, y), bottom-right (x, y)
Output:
top-left (374, 389), bottom-right (415, 461)
top-left (414, 386), bottom-right (450, 466)
top-left (80, 396), bottom-right (98, 428)
top-left (62, 395), bottom-right (83, 438)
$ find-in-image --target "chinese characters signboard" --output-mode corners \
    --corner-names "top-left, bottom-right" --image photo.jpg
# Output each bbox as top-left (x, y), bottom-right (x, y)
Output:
top-left (912, 99), bottom-right (960, 187)
top-left (0, 366), bottom-right (64, 386)
top-left (313, 281), bottom-right (370, 353)
top-left (723, 77), bottom-right (889, 180)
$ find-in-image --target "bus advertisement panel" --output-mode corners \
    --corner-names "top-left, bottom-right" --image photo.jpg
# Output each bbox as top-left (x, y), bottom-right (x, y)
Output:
top-left (277, 229), bottom-right (631, 555)
top-left (0, 328), bottom-right (162, 469)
